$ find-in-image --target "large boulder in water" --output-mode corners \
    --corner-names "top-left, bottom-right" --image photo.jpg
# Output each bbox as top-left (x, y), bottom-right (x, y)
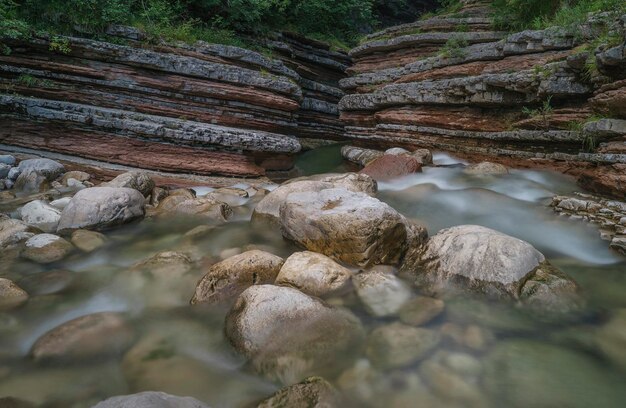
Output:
top-left (191, 250), bottom-right (284, 305)
top-left (403, 225), bottom-right (581, 312)
top-left (252, 173), bottom-right (377, 224)
top-left (92, 391), bottom-right (210, 408)
top-left (103, 171), bottom-right (155, 197)
top-left (360, 154), bottom-right (422, 181)
top-left (57, 187), bottom-right (145, 233)
top-left (225, 285), bottom-right (364, 384)
top-left (280, 188), bottom-right (423, 267)
top-left (14, 158), bottom-right (65, 192)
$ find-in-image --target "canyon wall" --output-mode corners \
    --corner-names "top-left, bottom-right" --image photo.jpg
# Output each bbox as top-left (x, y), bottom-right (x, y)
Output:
top-left (0, 30), bottom-right (348, 177)
top-left (339, 0), bottom-right (626, 198)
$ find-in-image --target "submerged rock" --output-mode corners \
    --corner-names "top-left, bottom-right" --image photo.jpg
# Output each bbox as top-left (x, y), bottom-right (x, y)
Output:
top-left (70, 229), bottom-right (107, 252)
top-left (398, 296), bottom-right (445, 326)
top-left (104, 171), bottom-right (155, 197)
top-left (366, 322), bottom-right (440, 370)
top-left (280, 188), bottom-right (415, 267)
top-left (20, 200), bottom-right (62, 233)
top-left (92, 391), bottom-right (210, 408)
top-left (353, 266), bottom-right (412, 317)
top-left (257, 377), bottom-right (338, 408)
top-left (30, 312), bottom-right (134, 362)
top-left (252, 173), bottom-right (377, 225)
top-left (0, 278), bottom-right (28, 311)
top-left (595, 309), bottom-right (626, 371)
top-left (21, 234), bottom-right (73, 264)
top-left (225, 285), bottom-right (364, 383)
top-left (191, 250), bottom-right (284, 305)
top-left (275, 251), bottom-right (353, 297)
top-left (57, 187), bottom-right (145, 233)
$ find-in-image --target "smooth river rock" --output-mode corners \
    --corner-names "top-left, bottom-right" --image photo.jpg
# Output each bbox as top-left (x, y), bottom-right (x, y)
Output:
top-left (0, 278), bottom-right (29, 311)
top-left (360, 154), bottom-right (422, 181)
top-left (30, 312), bottom-right (134, 362)
top-left (280, 188), bottom-right (412, 267)
top-left (92, 391), bottom-right (210, 408)
top-left (353, 266), bottom-right (413, 317)
top-left (366, 322), bottom-right (440, 370)
top-left (275, 251), bottom-right (353, 297)
top-left (20, 200), bottom-right (62, 233)
top-left (191, 250), bottom-right (284, 305)
top-left (257, 377), bottom-right (338, 408)
top-left (463, 161), bottom-right (509, 175)
top-left (225, 285), bottom-right (364, 384)
top-left (156, 195), bottom-right (232, 222)
top-left (21, 234), bottom-right (73, 264)
top-left (0, 216), bottom-right (36, 251)
top-left (103, 171), bottom-right (155, 197)
top-left (14, 158), bottom-right (65, 192)
top-left (57, 187), bottom-right (145, 233)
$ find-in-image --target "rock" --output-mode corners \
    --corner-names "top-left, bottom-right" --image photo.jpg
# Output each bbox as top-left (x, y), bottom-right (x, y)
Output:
top-left (21, 234), bottom-right (73, 264)
top-left (191, 250), bottom-right (283, 305)
top-left (595, 309), bottom-right (626, 370)
top-left (411, 149), bottom-right (433, 165)
top-left (407, 225), bottom-right (546, 299)
top-left (0, 190), bottom-right (15, 200)
top-left (57, 187), bottom-right (145, 233)
top-left (385, 147), bottom-right (410, 155)
top-left (104, 171), bottom-right (155, 197)
top-left (609, 236), bottom-right (626, 254)
top-left (518, 263), bottom-right (584, 315)
top-left (0, 163), bottom-right (10, 179)
top-left (0, 216), bottom-right (36, 250)
top-left (70, 229), bottom-right (107, 252)
top-left (360, 154), bottom-right (421, 181)
top-left (257, 377), bottom-right (338, 408)
top-left (49, 197), bottom-right (72, 210)
top-left (14, 158), bottom-right (65, 192)
top-left (366, 322), bottom-right (440, 370)
top-left (225, 285), bottom-right (364, 383)
top-left (60, 171), bottom-right (90, 185)
top-left (280, 188), bottom-right (412, 267)
top-left (155, 195), bottom-right (232, 222)
top-left (30, 312), bottom-right (134, 362)
top-left (275, 251), bottom-right (353, 297)
top-left (0, 155), bottom-right (16, 165)
top-left (253, 173), bottom-right (377, 224)
top-left (353, 266), bottom-right (412, 317)
top-left (398, 296), bottom-right (445, 326)
top-left (0, 278), bottom-right (28, 311)
top-left (484, 340), bottom-right (626, 408)
top-left (92, 391), bottom-right (210, 408)
top-left (341, 145), bottom-right (384, 166)
top-left (20, 200), bottom-right (62, 233)
top-left (65, 178), bottom-right (86, 190)
top-left (150, 187), bottom-right (168, 207)
top-left (17, 269), bottom-right (75, 296)
top-left (463, 162), bottom-right (509, 175)
top-left (7, 167), bottom-right (20, 181)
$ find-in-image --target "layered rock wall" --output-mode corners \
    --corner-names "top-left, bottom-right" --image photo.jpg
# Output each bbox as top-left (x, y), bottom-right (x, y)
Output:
top-left (0, 32), bottom-right (348, 176)
top-left (339, 0), bottom-right (626, 197)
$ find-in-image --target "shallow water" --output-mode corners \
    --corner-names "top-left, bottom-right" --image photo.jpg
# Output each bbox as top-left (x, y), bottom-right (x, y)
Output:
top-left (1, 147), bottom-right (625, 407)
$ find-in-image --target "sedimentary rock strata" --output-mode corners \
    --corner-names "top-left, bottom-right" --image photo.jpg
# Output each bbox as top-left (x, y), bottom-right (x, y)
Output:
top-left (339, 0), bottom-right (626, 197)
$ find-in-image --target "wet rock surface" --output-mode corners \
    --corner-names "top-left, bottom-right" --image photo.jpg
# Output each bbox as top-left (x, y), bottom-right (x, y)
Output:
top-left (92, 391), bottom-right (211, 408)
top-left (275, 251), bottom-right (353, 297)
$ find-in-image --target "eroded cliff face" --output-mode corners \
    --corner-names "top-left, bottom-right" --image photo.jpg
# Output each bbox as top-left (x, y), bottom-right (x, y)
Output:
top-left (0, 30), bottom-right (348, 177)
top-left (339, 0), bottom-right (626, 198)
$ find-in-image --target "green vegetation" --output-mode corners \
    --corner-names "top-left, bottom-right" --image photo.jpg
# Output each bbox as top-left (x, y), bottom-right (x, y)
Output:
top-left (522, 96), bottom-right (554, 129)
top-left (439, 34), bottom-right (469, 58)
top-left (492, 0), bottom-right (626, 31)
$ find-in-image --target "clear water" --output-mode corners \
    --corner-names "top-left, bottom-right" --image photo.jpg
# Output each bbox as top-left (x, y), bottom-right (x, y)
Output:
top-left (1, 146), bottom-right (625, 407)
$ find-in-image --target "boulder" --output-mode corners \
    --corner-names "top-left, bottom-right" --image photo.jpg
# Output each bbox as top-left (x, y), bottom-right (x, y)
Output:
top-left (0, 278), bottom-right (28, 311)
top-left (191, 250), bottom-right (284, 305)
top-left (257, 377), bottom-right (338, 408)
top-left (92, 392), bottom-right (210, 408)
top-left (253, 173), bottom-right (377, 224)
top-left (0, 163), bottom-right (10, 179)
top-left (484, 340), bottom-right (626, 408)
top-left (353, 266), bottom-right (413, 317)
top-left (411, 149), bottom-right (433, 165)
top-left (60, 171), bottom-right (90, 186)
top-left (14, 158), bottom-right (65, 192)
top-left (21, 234), bottom-right (73, 264)
top-left (155, 195), bottom-right (232, 222)
top-left (340, 146), bottom-right (384, 167)
top-left (398, 296), bottom-right (445, 326)
top-left (70, 229), bottom-right (107, 252)
top-left (385, 147), bottom-right (410, 155)
top-left (17, 269), bottom-right (75, 296)
top-left (407, 225), bottom-right (546, 298)
top-left (366, 322), bottom-right (440, 370)
top-left (280, 188), bottom-right (412, 267)
top-left (7, 167), bottom-right (21, 181)
top-left (20, 200), bottom-right (62, 233)
top-left (104, 171), bottom-right (155, 197)
top-left (57, 187), bottom-right (145, 233)
top-left (0, 216), bottom-right (36, 250)
top-left (225, 285), bottom-right (364, 383)
top-left (0, 155), bottom-right (16, 165)
top-left (463, 162), bottom-right (509, 176)
top-left (275, 251), bottom-right (353, 297)
top-left (30, 312), bottom-right (134, 362)
top-left (360, 154), bottom-right (421, 181)
top-left (49, 197), bottom-right (72, 210)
